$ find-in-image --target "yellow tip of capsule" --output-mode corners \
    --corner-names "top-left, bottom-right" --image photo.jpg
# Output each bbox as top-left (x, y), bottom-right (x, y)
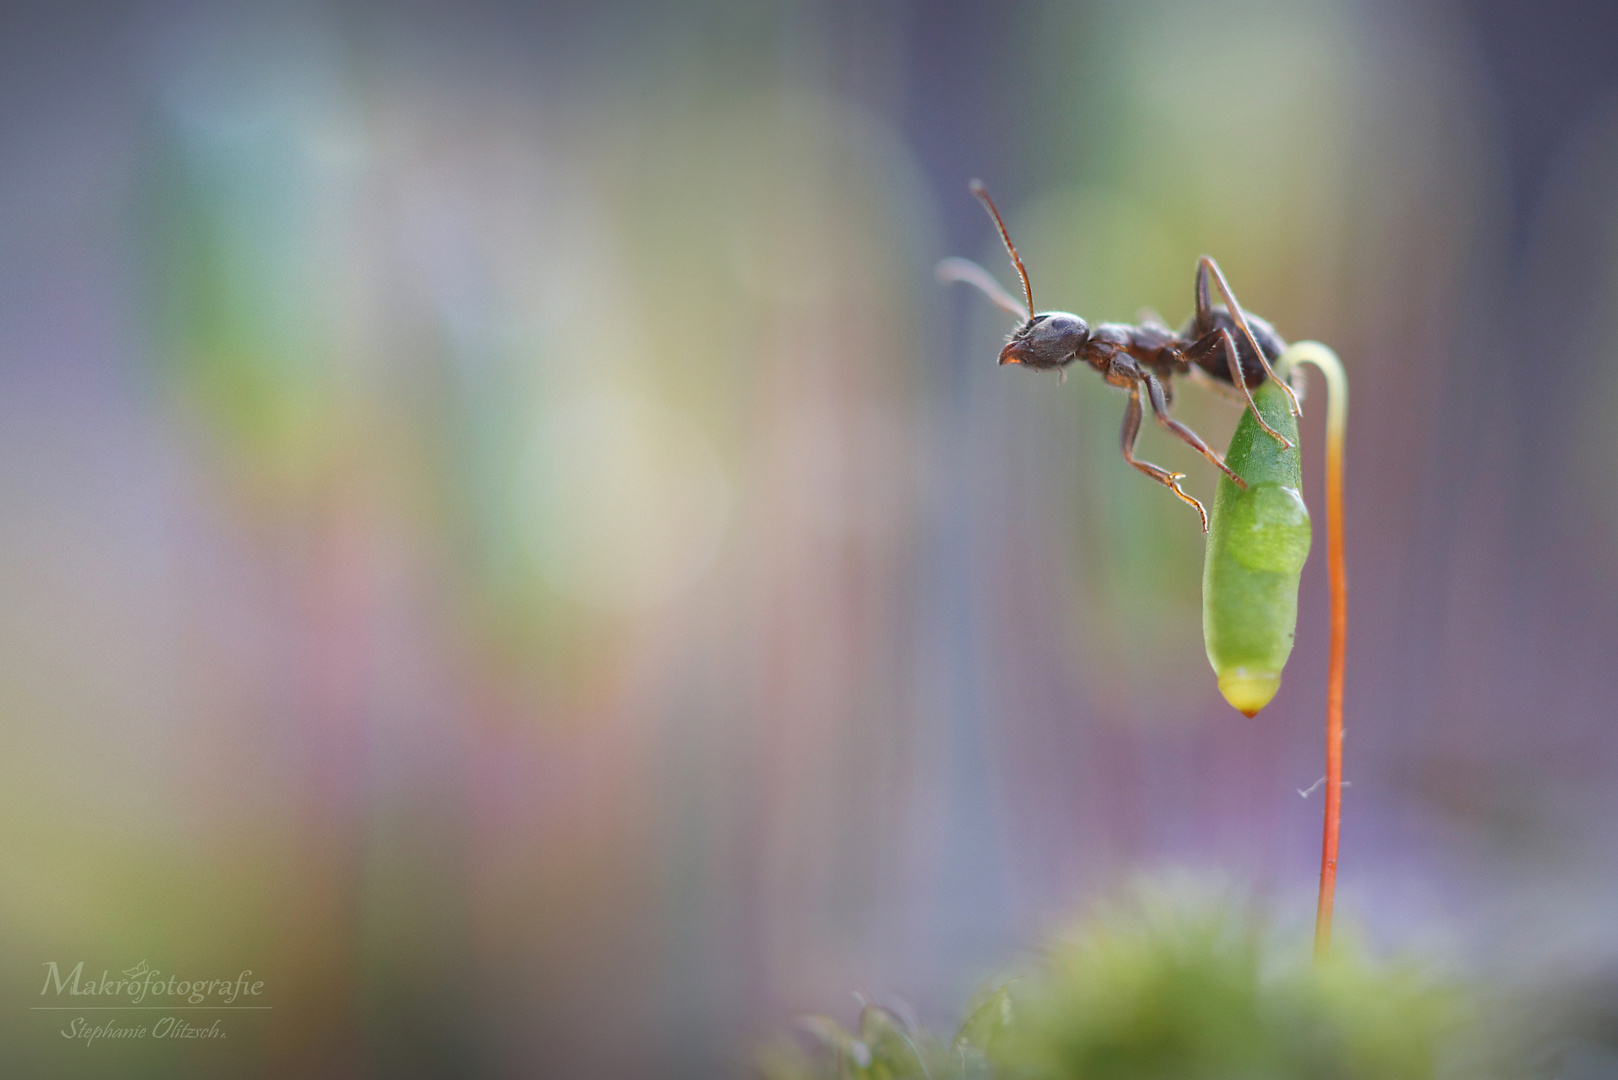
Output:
top-left (1218, 669), bottom-right (1281, 717)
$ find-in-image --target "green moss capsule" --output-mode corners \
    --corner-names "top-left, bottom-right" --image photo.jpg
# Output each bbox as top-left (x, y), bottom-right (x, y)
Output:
top-left (1203, 377), bottom-right (1312, 716)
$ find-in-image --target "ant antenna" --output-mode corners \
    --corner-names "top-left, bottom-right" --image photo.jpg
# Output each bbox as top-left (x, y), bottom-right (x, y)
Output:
top-left (936, 257), bottom-right (1029, 322)
top-left (969, 180), bottom-right (1034, 318)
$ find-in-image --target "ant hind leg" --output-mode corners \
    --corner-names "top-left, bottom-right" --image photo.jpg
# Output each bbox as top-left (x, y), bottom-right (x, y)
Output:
top-left (1121, 385), bottom-right (1209, 532)
top-left (1184, 327), bottom-right (1294, 450)
top-left (1196, 256), bottom-right (1302, 417)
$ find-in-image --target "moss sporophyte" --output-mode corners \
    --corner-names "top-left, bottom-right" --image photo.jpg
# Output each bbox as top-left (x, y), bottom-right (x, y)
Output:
top-left (1205, 339), bottom-right (1349, 954)
top-left (761, 190), bottom-right (1378, 1078)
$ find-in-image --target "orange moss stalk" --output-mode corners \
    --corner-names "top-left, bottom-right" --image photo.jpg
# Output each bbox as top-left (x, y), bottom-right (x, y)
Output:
top-left (1278, 343), bottom-right (1348, 959)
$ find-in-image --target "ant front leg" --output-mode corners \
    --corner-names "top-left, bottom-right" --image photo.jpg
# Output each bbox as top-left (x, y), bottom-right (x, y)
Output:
top-left (1120, 380), bottom-right (1209, 532)
top-left (1183, 327), bottom-right (1293, 450)
top-left (1140, 371), bottom-right (1248, 490)
top-left (1195, 256), bottom-right (1301, 418)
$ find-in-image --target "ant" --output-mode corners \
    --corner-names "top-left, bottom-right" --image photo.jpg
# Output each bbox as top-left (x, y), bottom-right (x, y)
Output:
top-left (939, 180), bottom-right (1301, 532)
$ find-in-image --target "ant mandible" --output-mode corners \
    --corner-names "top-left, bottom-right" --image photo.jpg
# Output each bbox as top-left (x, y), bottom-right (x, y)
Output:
top-left (939, 180), bottom-right (1301, 532)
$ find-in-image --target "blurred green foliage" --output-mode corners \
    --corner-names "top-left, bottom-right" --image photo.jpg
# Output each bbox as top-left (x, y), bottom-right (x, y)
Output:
top-left (761, 882), bottom-right (1459, 1080)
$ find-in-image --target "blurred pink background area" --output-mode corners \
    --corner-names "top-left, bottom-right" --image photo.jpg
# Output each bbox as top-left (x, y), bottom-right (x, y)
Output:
top-left (3, 1), bottom-right (1618, 1076)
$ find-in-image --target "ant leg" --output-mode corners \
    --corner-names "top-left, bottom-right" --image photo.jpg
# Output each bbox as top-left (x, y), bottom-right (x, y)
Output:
top-left (1196, 256), bottom-right (1302, 417)
top-left (1184, 328), bottom-right (1293, 450)
top-left (1121, 384), bottom-right (1209, 532)
top-left (1177, 330), bottom-right (1287, 446)
top-left (1192, 260), bottom-right (1214, 334)
top-left (1187, 262), bottom-right (1282, 427)
top-left (1140, 371), bottom-right (1247, 489)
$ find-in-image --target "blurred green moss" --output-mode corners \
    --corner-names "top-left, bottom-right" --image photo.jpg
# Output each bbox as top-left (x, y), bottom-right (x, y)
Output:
top-left (757, 999), bottom-right (979, 1080)
top-left (760, 881), bottom-right (1460, 1080)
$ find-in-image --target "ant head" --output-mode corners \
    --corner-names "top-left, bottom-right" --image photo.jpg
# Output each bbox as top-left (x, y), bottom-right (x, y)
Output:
top-left (967, 180), bottom-right (1088, 370)
top-left (1000, 312), bottom-right (1090, 369)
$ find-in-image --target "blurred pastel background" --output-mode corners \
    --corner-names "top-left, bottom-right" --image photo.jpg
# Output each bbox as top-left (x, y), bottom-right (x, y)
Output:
top-left (3, 1), bottom-right (1618, 1076)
